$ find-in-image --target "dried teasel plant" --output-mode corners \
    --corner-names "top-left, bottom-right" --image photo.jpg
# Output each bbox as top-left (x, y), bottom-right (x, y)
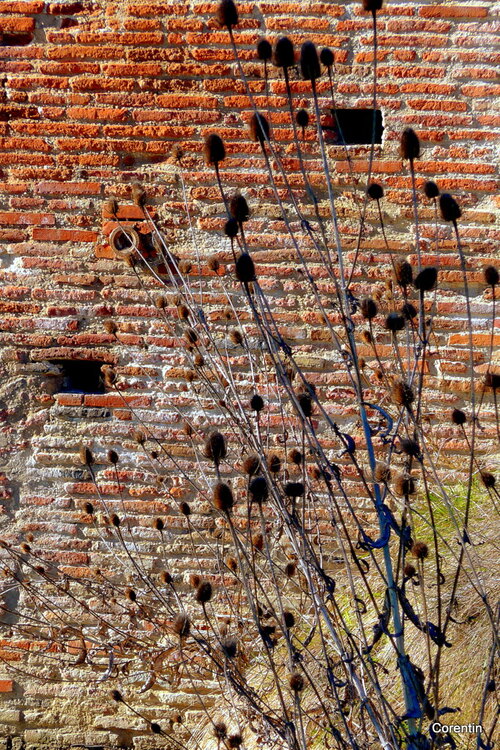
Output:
top-left (0, 2), bottom-right (498, 750)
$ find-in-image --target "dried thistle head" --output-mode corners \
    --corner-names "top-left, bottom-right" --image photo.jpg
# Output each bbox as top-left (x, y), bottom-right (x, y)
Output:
top-left (104, 198), bottom-right (119, 216)
top-left (249, 112), bottom-right (270, 144)
top-left (300, 41), bottom-right (321, 81)
top-left (394, 473), bottom-right (416, 496)
top-left (226, 556), bottom-right (238, 572)
top-left (400, 127), bottom-right (420, 162)
top-left (252, 533), bottom-right (264, 551)
top-left (374, 462), bottom-right (391, 483)
top-left (249, 476), bottom-right (268, 504)
top-left (224, 218), bottom-right (239, 238)
top-left (111, 689), bottom-right (123, 702)
top-left (362, 0), bottom-right (383, 10)
top-left (400, 438), bottom-right (420, 457)
top-left (185, 327), bottom-right (198, 345)
top-left (412, 542), bottom-right (429, 560)
top-left (84, 502), bottom-right (94, 515)
top-left (230, 193), bottom-right (249, 223)
top-left (213, 482), bottom-right (234, 512)
top-left (172, 613), bottom-right (190, 638)
top-left (414, 266), bottom-right (438, 293)
top-left (297, 391), bottom-right (313, 417)
top-left (235, 253), bottom-right (256, 283)
top-left (111, 513), bottom-right (120, 528)
top-left (228, 734), bottom-right (243, 748)
top-left (154, 518), bottom-right (164, 532)
top-left (243, 455), bottom-right (260, 476)
top-left (133, 430), bottom-right (146, 445)
top-left (395, 259), bottom-right (413, 287)
top-left (177, 304), bottom-right (189, 320)
top-left (296, 108), bottom-right (309, 130)
top-left (367, 182), bottom-right (384, 200)
top-left (391, 380), bottom-right (414, 409)
top-left (107, 449), bottom-right (119, 464)
top-left (204, 431), bottom-right (227, 466)
top-left (289, 672), bottom-right (305, 692)
top-left (204, 133), bottom-right (226, 166)
top-left (439, 193), bottom-right (461, 223)
top-left (401, 302), bottom-right (418, 320)
top-left (195, 581), bottom-right (213, 604)
top-left (103, 319), bottom-right (117, 335)
top-left (274, 36), bottom-right (295, 68)
top-left (207, 255), bottom-right (220, 272)
top-left (289, 448), bottom-right (303, 465)
top-left (319, 46), bottom-right (334, 68)
top-left (160, 571), bottom-right (172, 584)
top-left (250, 394), bottom-right (264, 412)
top-left (283, 610), bottom-right (295, 628)
top-left (424, 180), bottom-right (439, 199)
top-left (360, 298), bottom-right (378, 320)
top-left (215, 0), bottom-right (238, 28)
top-left (126, 587), bottom-right (137, 602)
top-left (451, 409), bottom-right (466, 426)
top-left (213, 722), bottom-right (227, 740)
top-left (179, 502), bottom-right (191, 517)
top-left (257, 37), bottom-right (272, 61)
top-left (131, 182), bottom-right (146, 208)
top-left (155, 295), bottom-right (167, 309)
top-left (230, 328), bottom-right (243, 345)
top-left (404, 563), bottom-right (416, 578)
top-left (284, 481), bottom-right (305, 498)
top-left (385, 312), bottom-right (405, 333)
top-left (483, 265), bottom-right (499, 287)
top-left (221, 637), bottom-right (238, 659)
top-left (481, 471), bottom-right (496, 488)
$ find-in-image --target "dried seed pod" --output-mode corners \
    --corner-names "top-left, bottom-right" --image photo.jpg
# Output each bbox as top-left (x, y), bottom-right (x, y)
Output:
top-left (111, 514), bottom-right (120, 528)
top-left (243, 454), bottom-right (260, 476)
top-left (361, 329), bottom-right (372, 344)
top-left (481, 471), bottom-right (496, 488)
top-left (204, 133), bottom-right (226, 165)
top-left (216, 0), bottom-right (238, 28)
top-left (84, 502), bottom-right (94, 515)
top-left (385, 312), bottom-right (405, 332)
top-left (107, 449), bottom-right (119, 465)
top-left (154, 518), bottom-right (164, 531)
top-left (394, 473), bottom-right (416, 496)
top-left (155, 295), bottom-right (167, 309)
top-left (400, 438), bottom-right (420, 457)
top-left (230, 194), bottom-right (249, 223)
top-left (160, 571), bottom-right (172, 584)
top-left (412, 542), bottom-right (429, 560)
top-left (300, 41), bottom-right (321, 81)
top-left (414, 266), bottom-right (438, 293)
top-left (289, 448), bottom-right (303, 465)
top-left (235, 253), bottom-right (256, 283)
top-left (150, 723), bottom-right (162, 735)
top-left (214, 722), bottom-right (227, 740)
top-left (189, 573), bottom-right (201, 588)
top-left (268, 454), bottom-right (281, 473)
top-left (221, 637), bottom-right (238, 658)
top-left (257, 37), bottom-right (272, 61)
top-left (400, 127), bottom-right (420, 161)
top-left (424, 180), bottom-right (439, 199)
top-left (362, 0), bottom-right (383, 10)
top-left (319, 46), bottom-right (334, 67)
top-left (131, 182), bottom-right (147, 207)
top-left (172, 613), bottom-right (190, 637)
top-left (297, 391), bottom-right (313, 417)
top-left (179, 502), bottom-right (191, 517)
top-left (395, 260), bottom-right (413, 287)
top-left (367, 182), bottom-right (383, 200)
top-left (224, 218), bottom-right (239, 238)
top-left (126, 588), bottom-right (137, 602)
top-left (133, 430), bottom-right (146, 445)
top-left (249, 112), bottom-right (270, 144)
top-left (483, 265), bottom-right (499, 287)
top-left (250, 394), bottom-right (264, 412)
top-left (289, 672), bottom-right (304, 692)
top-left (249, 476), bottom-right (268, 504)
top-left (228, 734), bottom-right (243, 748)
top-left (285, 482), bottom-right (305, 498)
top-left (401, 302), bottom-right (418, 320)
top-left (285, 562), bottom-right (296, 577)
top-left (374, 462), bottom-right (391, 483)
top-left (213, 482), bottom-right (234, 512)
top-left (439, 193), bottom-right (461, 222)
top-left (204, 431), bottom-right (227, 466)
top-left (194, 353), bottom-right (204, 367)
top-left (274, 36), bottom-right (295, 68)
top-left (103, 319), bottom-right (117, 335)
top-left (207, 255), bottom-right (220, 272)
top-left (360, 298), bottom-right (378, 320)
top-left (252, 533), bottom-right (264, 551)
top-left (177, 304), bottom-right (189, 320)
top-left (404, 563), bottom-right (416, 578)
top-left (79, 446), bottom-right (93, 466)
top-left (392, 380), bottom-right (414, 409)
top-left (111, 689), bottom-right (123, 702)
top-left (185, 328), bottom-right (198, 344)
top-left (195, 581), bottom-right (213, 603)
top-left (296, 108), bottom-right (309, 130)
top-left (451, 409), bottom-right (466, 425)
top-left (230, 329), bottom-right (243, 345)
top-left (484, 372), bottom-right (500, 390)
top-left (283, 610), bottom-right (295, 628)
top-left (104, 198), bottom-right (119, 216)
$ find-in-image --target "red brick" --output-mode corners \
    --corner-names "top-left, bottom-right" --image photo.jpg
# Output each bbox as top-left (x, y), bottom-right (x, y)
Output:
top-left (0, 680), bottom-right (13, 692)
top-left (420, 5), bottom-right (488, 18)
top-left (0, 212), bottom-right (54, 225)
top-left (0, 1), bottom-right (44, 10)
top-left (32, 228), bottom-right (98, 242)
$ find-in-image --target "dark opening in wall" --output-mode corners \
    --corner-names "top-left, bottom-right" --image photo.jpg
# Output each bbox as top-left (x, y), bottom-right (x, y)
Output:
top-left (51, 360), bottom-right (105, 394)
top-left (324, 109), bottom-right (383, 145)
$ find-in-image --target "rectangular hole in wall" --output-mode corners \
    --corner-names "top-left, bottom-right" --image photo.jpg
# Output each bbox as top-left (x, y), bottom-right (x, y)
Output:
top-left (325, 108), bottom-right (383, 145)
top-left (50, 360), bottom-right (105, 394)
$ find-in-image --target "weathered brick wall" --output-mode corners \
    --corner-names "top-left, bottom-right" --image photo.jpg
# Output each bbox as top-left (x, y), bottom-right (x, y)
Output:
top-left (0, 0), bottom-right (498, 747)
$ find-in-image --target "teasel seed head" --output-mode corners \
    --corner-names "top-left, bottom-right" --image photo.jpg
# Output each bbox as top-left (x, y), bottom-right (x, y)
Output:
top-left (274, 36), bottom-right (295, 68)
top-left (268, 454), bottom-right (281, 473)
top-left (300, 41), bottom-right (321, 81)
top-left (320, 46), bottom-right (334, 68)
top-left (289, 672), bottom-right (305, 692)
top-left (414, 266), bottom-right (438, 293)
top-left (107, 449), bottom-right (119, 465)
top-left (104, 198), bottom-right (119, 216)
top-left (374, 462), bottom-right (391, 483)
top-left (207, 255), bottom-right (220, 272)
top-left (484, 371), bottom-right (500, 390)
top-left (160, 570), bottom-right (172, 584)
top-left (154, 517), bottom-right (164, 531)
top-left (395, 259), bottom-right (413, 287)
top-left (394, 473), bottom-right (416, 496)
top-left (185, 328), bottom-right (198, 345)
top-left (213, 482), bottom-right (234, 512)
top-left (235, 253), bottom-right (256, 283)
top-left (424, 180), bottom-right (439, 199)
top-left (204, 431), bottom-right (227, 467)
top-left (481, 471), bottom-right (496, 488)
top-left (131, 182), bottom-right (147, 208)
top-left (362, 0), bottom-right (383, 11)
top-left (400, 438), bottom-right (420, 457)
top-left (288, 448), bottom-right (303, 465)
top-left (250, 394), bottom-right (264, 412)
top-left (385, 312), bottom-right (405, 333)
top-left (195, 581), bottom-right (213, 603)
top-left (194, 353), bottom-right (204, 368)
top-left (252, 533), bottom-right (264, 551)
top-left (226, 556), bottom-right (238, 573)
top-left (230, 329), bottom-right (243, 345)
top-left (412, 541), bottom-right (429, 560)
top-left (224, 218), bottom-right (239, 239)
top-left (133, 430), bottom-right (146, 445)
top-left (367, 182), bottom-right (384, 200)
top-left (214, 722), bottom-right (227, 740)
top-left (150, 723), bottom-right (162, 735)
top-left (297, 391), bottom-right (313, 417)
top-left (84, 502), bottom-right (94, 515)
top-left (401, 302), bottom-right (418, 320)
top-left (111, 513), bottom-right (120, 528)
top-left (176, 304), bottom-right (188, 321)
top-left (103, 319), bottom-right (117, 335)
top-left (79, 446), bottom-right (93, 466)
top-left (221, 636), bottom-right (238, 659)
top-left (283, 610), bottom-right (295, 628)
top-left (249, 476), bottom-right (268, 504)
top-left (392, 380), bottom-right (414, 409)
top-left (249, 112), bottom-right (270, 144)
top-left (404, 563), bottom-right (416, 578)
top-left (179, 502), bottom-right (191, 517)
top-left (483, 265), bottom-right (499, 287)
top-left (296, 108), bottom-right (309, 130)
top-left (111, 689), bottom-right (123, 702)
top-left (20, 542), bottom-right (31, 554)
top-left (204, 133), bottom-right (226, 166)
top-left (126, 587), bottom-right (136, 602)
top-left (215, 0), bottom-right (238, 28)
top-left (400, 127), bottom-right (420, 162)
top-left (285, 481), bottom-right (305, 498)
top-left (257, 37), bottom-right (272, 61)
top-left (230, 193), bottom-right (249, 224)
top-left (439, 193), bottom-right (461, 223)
top-left (189, 574), bottom-right (201, 588)
top-left (228, 734), bottom-right (243, 748)
top-left (243, 454), bottom-right (260, 476)
top-left (451, 408), bottom-right (466, 425)
top-left (155, 294), bottom-right (167, 309)
top-left (361, 329), bottom-right (372, 344)
top-left (285, 562), bottom-right (297, 577)
top-left (360, 297), bottom-right (378, 320)
top-left (172, 613), bottom-right (190, 638)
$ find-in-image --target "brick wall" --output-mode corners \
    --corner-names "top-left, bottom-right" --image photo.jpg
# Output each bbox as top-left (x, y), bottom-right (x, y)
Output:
top-left (0, 0), bottom-right (498, 747)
